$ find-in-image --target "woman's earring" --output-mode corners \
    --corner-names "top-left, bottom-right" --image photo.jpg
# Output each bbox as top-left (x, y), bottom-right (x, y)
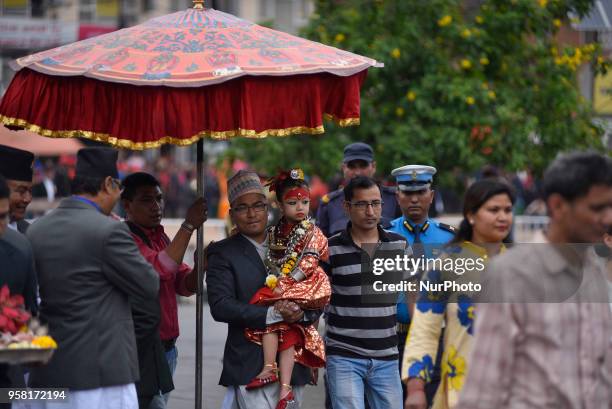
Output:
top-left (469, 219), bottom-right (475, 225)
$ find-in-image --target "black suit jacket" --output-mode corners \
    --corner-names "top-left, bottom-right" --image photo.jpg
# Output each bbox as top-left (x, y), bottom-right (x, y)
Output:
top-left (206, 234), bottom-right (318, 386)
top-left (132, 295), bottom-right (173, 399)
top-left (16, 220), bottom-right (29, 235)
top-left (0, 228), bottom-right (37, 314)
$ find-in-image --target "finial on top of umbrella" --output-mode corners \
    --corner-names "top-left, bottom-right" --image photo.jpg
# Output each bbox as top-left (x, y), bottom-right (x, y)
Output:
top-left (193, 0), bottom-right (205, 9)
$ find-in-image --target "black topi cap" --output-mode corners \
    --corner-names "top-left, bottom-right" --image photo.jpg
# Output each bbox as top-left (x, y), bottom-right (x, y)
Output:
top-left (0, 144), bottom-right (34, 182)
top-left (75, 147), bottom-right (119, 179)
top-left (343, 142), bottom-right (374, 163)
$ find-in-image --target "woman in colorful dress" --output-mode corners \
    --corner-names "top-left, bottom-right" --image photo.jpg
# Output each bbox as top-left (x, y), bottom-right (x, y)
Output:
top-left (402, 179), bottom-right (515, 409)
top-left (244, 169), bottom-right (331, 409)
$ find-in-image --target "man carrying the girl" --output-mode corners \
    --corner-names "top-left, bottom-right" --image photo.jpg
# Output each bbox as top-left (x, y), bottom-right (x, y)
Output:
top-left (206, 169), bottom-right (328, 409)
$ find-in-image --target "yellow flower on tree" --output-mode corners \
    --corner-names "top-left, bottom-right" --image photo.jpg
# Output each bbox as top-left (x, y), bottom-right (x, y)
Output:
top-left (481, 82), bottom-right (489, 90)
top-left (553, 19), bottom-right (562, 28)
top-left (488, 91), bottom-right (496, 100)
top-left (475, 15), bottom-right (483, 24)
top-left (574, 48), bottom-right (582, 62)
top-left (461, 29), bottom-right (472, 38)
top-left (438, 15), bottom-right (452, 27)
top-left (335, 33), bottom-right (345, 43)
top-left (479, 56), bottom-right (490, 66)
top-left (465, 96), bottom-right (475, 105)
top-left (461, 59), bottom-right (472, 69)
top-left (442, 346), bottom-right (467, 391)
top-left (395, 107), bottom-right (405, 117)
top-left (538, 0), bottom-right (548, 7)
top-left (406, 91), bottom-right (416, 101)
top-left (391, 48), bottom-right (401, 59)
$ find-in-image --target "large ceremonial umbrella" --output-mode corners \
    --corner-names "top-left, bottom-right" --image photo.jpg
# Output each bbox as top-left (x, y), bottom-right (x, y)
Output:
top-left (0, 1), bottom-right (381, 407)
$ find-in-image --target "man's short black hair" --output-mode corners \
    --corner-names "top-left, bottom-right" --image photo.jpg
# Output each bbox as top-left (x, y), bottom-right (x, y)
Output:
top-left (71, 175), bottom-right (107, 196)
top-left (0, 175), bottom-right (8, 200)
top-left (121, 172), bottom-right (161, 201)
top-left (542, 151), bottom-right (612, 202)
top-left (344, 176), bottom-right (381, 202)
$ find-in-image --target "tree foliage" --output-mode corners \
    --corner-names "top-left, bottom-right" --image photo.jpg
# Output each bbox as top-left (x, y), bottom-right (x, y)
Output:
top-left (225, 0), bottom-right (608, 185)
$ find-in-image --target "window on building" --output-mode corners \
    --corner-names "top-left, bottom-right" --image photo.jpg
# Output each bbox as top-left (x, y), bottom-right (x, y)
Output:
top-left (31, 0), bottom-right (45, 17)
top-left (215, 0), bottom-right (239, 14)
top-left (259, 0), bottom-right (275, 20)
top-left (79, 0), bottom-right (96, 21)
top-left (1, 0), bottom-right (30, 16)
top-left (0, 57), bottom-right (18, 98)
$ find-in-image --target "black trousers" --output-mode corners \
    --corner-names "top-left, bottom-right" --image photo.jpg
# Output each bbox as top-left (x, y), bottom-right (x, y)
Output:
top-left (0, 364), bottom-right (11, 409)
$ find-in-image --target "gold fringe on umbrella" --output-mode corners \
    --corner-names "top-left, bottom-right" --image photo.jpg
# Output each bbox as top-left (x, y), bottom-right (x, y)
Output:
top-left (1, 114), bottom-right (360, 151)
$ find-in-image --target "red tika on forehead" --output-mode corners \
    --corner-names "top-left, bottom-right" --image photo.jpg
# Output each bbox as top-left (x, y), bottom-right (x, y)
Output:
top-left (283, 187), bottom-right (310, 201)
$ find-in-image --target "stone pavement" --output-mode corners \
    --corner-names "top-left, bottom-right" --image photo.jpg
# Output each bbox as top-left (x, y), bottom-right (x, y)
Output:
top-left (168, 298), bottom-right (326, 409)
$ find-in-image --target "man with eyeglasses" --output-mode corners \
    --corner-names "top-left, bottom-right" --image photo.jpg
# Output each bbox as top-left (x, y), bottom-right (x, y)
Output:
top-left (206, 170), bottom-right (322, 409)
top-left (26, 148), bottom-right (160, 409)
top-left (388, 164), bottom-right (456, 406)
top-left (325, 176), bottom-right (407, 409)
top-left (0, 145), bottom-right (35, 234)
top-left (316, 142), bottom-right (400, 237)
top-left (120, 172), bottom-right (207, 409)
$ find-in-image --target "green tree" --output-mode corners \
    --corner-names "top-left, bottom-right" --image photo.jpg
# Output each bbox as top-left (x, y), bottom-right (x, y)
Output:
top-left (225, 0), bottom-right (608, 185)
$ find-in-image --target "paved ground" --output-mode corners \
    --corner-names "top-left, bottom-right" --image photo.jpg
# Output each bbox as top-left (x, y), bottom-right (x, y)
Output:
top-left (168, 298), bottom-right (326, 409)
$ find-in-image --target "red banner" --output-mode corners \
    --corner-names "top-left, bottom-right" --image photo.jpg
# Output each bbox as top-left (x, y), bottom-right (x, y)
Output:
top-left (78, 24), bottom-right (116, 41)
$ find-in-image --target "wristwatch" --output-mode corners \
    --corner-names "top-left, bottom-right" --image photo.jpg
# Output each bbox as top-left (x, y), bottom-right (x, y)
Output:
top-left (181, 221), bottom-right (195, 233)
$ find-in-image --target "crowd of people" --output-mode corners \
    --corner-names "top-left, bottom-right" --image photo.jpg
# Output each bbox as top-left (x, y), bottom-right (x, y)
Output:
top-left (21, 142), bottom-right (549, 225)
top-left (0, 141), bottom-right (610, 409)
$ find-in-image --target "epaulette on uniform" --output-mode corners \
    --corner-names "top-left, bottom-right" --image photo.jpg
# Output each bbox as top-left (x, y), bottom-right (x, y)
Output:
top-left (322, 189), bottom-right (344, 205)
top-left (381, 185), bottom-right (397, 194)
top-left (437, 222), bottom-right (457, 234)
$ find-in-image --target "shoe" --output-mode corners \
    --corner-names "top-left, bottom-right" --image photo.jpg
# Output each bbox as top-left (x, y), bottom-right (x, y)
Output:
top-left (246, 363), bottom-right (279, 390)
top-left (275, 385), bottom-right (294, 409)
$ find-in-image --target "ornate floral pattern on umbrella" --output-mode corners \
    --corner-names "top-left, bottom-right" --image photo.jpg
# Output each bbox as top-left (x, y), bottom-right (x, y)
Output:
top-left (11, 8), bottom-right (381, 87)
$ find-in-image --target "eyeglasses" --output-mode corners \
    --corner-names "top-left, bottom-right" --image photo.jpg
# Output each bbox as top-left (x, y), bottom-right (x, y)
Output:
top-left (348, 200), bottom-right (384, 210)
top-left (232, 202), bottom-right (267, 215)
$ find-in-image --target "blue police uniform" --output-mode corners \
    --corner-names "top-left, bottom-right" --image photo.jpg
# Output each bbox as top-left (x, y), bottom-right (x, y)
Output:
top-left (388, 164), bottom-right (456, 324)
top-left (316, 142), bottom-right (401, 238)
top-left (389, 216), bottom-right (455, 322)
top-left (389, 165), bottom-right (456, 405)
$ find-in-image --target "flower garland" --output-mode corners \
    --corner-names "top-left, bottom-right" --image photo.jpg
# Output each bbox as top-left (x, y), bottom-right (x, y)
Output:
top-left (264, 218), bottom-right (313, 289)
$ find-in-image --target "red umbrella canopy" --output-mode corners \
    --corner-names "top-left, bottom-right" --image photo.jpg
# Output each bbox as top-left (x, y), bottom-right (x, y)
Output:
top-left (0, 6), bottom-right (381, 150)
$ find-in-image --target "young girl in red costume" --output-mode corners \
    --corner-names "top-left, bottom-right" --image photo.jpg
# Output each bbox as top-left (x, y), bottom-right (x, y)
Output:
top-left (244, 169), bottom-right (331, 409)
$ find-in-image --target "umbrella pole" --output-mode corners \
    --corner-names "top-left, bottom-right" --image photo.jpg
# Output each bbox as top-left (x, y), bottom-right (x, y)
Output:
top-left (195, 139), bottom-right (205, 409)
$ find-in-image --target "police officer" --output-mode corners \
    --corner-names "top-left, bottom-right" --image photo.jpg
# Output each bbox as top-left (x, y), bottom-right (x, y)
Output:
top-left (389, 164), bottom-right (455, 405)
top-left (316, 142), bottom-right (399, 237)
